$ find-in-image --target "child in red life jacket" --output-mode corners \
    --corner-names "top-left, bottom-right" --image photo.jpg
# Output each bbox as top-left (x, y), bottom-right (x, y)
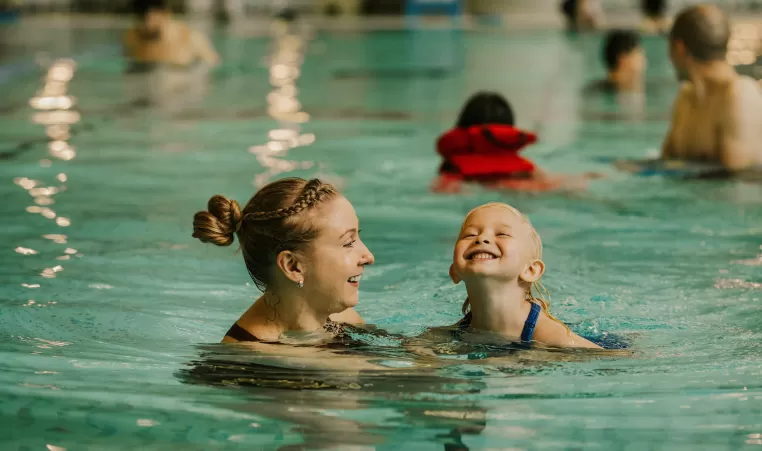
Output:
top-left (433, 92), bottom-right (595, 193)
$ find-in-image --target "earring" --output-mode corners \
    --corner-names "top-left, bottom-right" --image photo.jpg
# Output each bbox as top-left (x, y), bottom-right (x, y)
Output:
top-left (297, 280), bottom-right (303, 289)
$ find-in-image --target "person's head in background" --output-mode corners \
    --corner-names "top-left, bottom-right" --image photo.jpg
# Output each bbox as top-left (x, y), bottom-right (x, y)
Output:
top-left (642, 0), bottom-right (667, 19)
top-left (133, 0), bottom-right (171, 38)
top-left (456, 92), bottom-right (515, 128)
top-left (561, 0), bottom-right (603, 32)
top-left (641, 0), bottom-right (670, 33)
top-left (603, 30), bottom-right (647, 91)
top-left (561, 0), bottom-right (578, 30)
top-left (668, 4), bottom-right (730, 81)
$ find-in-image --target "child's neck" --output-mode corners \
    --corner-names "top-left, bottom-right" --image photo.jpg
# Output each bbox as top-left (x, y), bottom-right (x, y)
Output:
top-left (466, 279), bottom-right (529, 333)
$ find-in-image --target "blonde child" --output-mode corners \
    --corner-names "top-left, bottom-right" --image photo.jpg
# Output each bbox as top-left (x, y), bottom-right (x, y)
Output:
top-left (449, 202), bottom-right (601, 349)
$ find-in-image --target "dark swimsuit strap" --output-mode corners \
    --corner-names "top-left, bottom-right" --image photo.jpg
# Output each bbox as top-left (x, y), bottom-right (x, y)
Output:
top-left (225, 323), bottom-right (261, 342)
top-left (458, 302), bottom-right (542, 342)
top-left (225, 321), bottom-right (346, 343)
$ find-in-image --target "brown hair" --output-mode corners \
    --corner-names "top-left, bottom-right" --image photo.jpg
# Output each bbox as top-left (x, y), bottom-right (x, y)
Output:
top-left (670, 4), bottom-right (730, 62)
top-left (192, 177), bottom-right (338, 291)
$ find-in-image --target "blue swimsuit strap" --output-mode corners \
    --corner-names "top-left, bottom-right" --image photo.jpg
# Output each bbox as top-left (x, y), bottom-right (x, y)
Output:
top-left (520, 303), bottom-right (541, 342)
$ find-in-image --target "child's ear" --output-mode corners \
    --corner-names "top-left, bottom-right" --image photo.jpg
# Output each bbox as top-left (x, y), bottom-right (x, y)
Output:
top-left (449, 264), bottom-right (461, 284)
top-left (519, 259), bottom-right (545, 283)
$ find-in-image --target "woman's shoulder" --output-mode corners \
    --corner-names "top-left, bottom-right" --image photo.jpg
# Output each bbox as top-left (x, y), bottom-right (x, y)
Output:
top-left (223, 305), bottom-right (364, 343)
top-left (222, 299), bottom-right (277, 343)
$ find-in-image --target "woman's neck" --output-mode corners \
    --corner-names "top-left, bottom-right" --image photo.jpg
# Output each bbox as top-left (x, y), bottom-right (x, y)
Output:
top-left (465, 280), bottom-right (529, 333)
top-left (251, 290), bottom-right (330, 336)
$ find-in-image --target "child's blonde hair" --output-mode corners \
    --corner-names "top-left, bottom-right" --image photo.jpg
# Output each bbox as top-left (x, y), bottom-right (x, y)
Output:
top-left (459, 202), bottom-right (567, 329)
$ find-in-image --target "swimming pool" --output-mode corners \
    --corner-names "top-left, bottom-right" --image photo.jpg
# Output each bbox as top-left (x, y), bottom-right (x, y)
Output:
top-left (2, 16), bottom-right (762, 451)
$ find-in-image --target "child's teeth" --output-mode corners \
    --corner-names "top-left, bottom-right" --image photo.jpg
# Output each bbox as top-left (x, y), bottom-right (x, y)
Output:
top-left (472, 253), bottom-right (495, 260)
top-left (348, 275), bottom-right (361, 282)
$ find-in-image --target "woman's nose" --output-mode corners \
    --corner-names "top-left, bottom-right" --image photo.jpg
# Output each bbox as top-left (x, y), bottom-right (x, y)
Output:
top-left (360, 242), bottom-right (375, 265)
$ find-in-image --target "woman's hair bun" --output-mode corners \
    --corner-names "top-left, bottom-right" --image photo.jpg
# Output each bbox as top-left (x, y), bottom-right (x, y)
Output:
top-left (192, 195), bottom-right (242, 246)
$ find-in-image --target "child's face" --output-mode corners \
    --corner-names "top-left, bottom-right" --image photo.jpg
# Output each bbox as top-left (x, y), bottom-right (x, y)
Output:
top-left (622, 47), bottom-right (647, 77)
top-left (451, 205), bottom-right (537, 283)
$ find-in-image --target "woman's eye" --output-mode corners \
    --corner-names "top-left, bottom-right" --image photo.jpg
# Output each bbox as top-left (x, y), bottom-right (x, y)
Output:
top-left (344, 240), bottom-right (356, 248)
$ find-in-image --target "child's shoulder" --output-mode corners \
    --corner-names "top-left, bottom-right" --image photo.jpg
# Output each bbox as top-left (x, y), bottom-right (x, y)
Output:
top-left (533, 312), bottom-right (569, 343)
top-left (533, 311), bottom-right (602, 349)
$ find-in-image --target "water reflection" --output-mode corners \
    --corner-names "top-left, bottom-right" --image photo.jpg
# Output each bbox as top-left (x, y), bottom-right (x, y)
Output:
top-left (31, 58), bottom-right (79, 161)
top-left (177, 344), bottom-right (489, 450)
top-left (15, 247), bottom-right (38, 256)
top-left (249, 20), bottom-right (317, 187)
top-left (15, 59), bottom-right (82, 295)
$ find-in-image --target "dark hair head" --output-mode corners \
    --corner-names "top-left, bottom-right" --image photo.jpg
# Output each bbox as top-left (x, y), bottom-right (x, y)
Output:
top-left (456, 91), bottom-right (515, 128)
top-left (670, 4), bottom-right (730, 62)
top-left (642, 0), bottom-right (667, 18)
top-left (133, 0), bottom-right (169, 18)
top-left (603, 30), bottom-right (642, 71)
top-left (192, 178), bottom-right (339, 292)
top-left (561, 0), bottom-right (577, 20)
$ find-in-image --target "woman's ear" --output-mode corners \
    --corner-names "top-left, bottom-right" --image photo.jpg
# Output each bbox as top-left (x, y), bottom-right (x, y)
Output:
top-left (519, 259), bottom-right (545, 283)
top-left (275, 250), bottom-right (305, 285)
top-left (449, 264), bottom-right (461, 284)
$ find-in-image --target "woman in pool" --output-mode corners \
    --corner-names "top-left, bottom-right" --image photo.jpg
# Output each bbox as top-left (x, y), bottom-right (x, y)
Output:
top-left (192, 177), bottom-right (374, 343)
top-left (448, 202), bottom-right (602, 348)
top-left (432, 92), bottom-right (597, 193)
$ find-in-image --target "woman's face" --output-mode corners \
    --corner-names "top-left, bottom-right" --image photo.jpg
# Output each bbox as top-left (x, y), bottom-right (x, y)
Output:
top-left (300, 196), bottom-right (374, 314)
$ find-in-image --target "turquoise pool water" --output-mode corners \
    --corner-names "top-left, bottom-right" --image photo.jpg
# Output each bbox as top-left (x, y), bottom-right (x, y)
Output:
top-left (2, 19), bottom-right (762, 450)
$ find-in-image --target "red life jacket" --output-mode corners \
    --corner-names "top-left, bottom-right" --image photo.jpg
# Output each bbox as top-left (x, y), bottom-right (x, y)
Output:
top-left (436, 124), bottom-right (537, 179)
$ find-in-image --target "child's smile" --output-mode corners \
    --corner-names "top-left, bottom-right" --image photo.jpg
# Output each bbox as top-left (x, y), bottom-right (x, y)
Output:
top-left (465, 248), bottom-right (500, 261)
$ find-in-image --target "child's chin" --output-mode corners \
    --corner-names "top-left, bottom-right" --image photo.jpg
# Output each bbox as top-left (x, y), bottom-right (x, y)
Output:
top-left (462, 267), bottom-right (504, 278)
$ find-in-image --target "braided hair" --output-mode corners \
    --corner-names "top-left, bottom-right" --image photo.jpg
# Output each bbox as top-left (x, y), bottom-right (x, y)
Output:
top-left (192, 178), bottom-right (338, 291)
